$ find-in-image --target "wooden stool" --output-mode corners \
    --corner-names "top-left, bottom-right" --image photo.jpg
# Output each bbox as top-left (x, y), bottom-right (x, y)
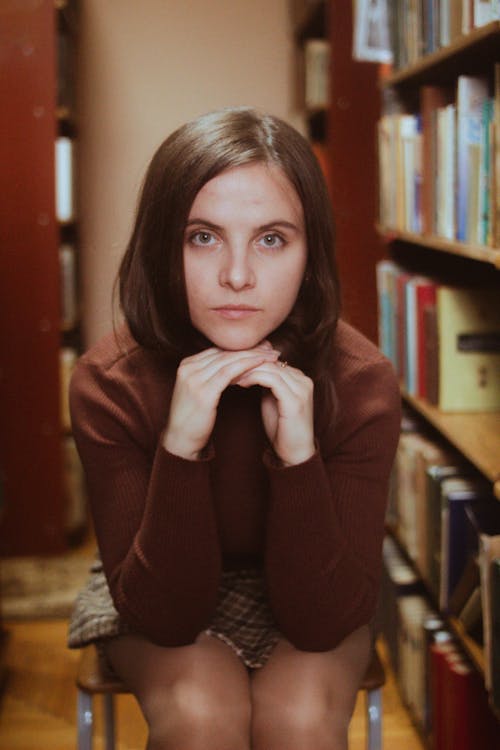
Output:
top-left (77, 642), bottom-right (385, 750)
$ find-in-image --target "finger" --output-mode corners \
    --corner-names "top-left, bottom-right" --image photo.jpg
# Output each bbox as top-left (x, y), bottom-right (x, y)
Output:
top-left (235, 361), bottom-right (307, 396)
top-left (179, 347), bottom-right (278, 382)
top-left (205, 352), bottom-right (281, 390)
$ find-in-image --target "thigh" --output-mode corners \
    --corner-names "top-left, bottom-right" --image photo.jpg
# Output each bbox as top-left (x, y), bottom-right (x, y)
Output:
top-left (103, 632), bottom-right (252, 729)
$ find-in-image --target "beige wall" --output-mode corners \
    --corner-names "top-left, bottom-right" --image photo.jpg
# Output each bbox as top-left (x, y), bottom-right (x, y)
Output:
top-left (77, 0), bottom-right (301, 346)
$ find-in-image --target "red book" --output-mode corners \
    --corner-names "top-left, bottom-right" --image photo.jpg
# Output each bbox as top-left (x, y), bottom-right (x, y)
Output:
top-left (415, 277), bottom-right (437, 399)
top-left (442, 659), bottom-right (477, 750)
top-left (441, 654), bottom-right (500, 750)
top-left (429, 641), bottom-right (459, 749)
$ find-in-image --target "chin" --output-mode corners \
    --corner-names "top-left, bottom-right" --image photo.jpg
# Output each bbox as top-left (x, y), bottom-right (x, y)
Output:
top-left (209, 331), bottom-right (269, 352)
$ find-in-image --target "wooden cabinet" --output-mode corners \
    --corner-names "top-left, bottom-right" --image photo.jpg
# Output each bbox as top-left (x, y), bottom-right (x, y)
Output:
top-left (0, 0), bottom-right (83, 555)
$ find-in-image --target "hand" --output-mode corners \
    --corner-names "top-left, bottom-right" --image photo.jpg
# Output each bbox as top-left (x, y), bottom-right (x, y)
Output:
top-left (234, 361), bottom-right (315, 466)
top-left (163, 344), bottom-right (280, 460)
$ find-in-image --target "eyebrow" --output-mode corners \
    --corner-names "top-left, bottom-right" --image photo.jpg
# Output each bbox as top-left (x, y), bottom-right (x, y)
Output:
top-left (185, 218), bottom-right (301, 233)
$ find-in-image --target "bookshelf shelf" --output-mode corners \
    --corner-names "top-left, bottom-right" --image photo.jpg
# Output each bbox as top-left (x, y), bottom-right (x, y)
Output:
top-left (402, 389), bottom-right (500, 494)
top-left (449, 617), bottom-right (485, 675)
top-left (384, 21), bottom-right (500, 87)
top-left (378, 227), bottom-right (500, 268)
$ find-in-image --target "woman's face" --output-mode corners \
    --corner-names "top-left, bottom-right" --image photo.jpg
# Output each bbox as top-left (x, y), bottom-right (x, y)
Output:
top-left (183, 162), bottom-right (307, 351)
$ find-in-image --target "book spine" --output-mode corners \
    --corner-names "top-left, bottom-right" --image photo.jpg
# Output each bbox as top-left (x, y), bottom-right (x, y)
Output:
top-left (55, 136), bottom-right (75, 222)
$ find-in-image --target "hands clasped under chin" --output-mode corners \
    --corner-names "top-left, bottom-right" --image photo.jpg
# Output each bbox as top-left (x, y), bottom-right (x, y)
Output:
top-left (163, 344), bottom-right (315, 466)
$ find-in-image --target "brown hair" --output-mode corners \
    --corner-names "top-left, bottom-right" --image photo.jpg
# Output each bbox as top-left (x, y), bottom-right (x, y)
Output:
top-left (118, 107), bottom-right (340, 386)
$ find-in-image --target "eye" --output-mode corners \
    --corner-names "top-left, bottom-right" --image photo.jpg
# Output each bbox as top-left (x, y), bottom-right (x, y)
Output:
top-left (189, 230), bottom-right (217, 247)
top-left (259, 232), bottom-right (285, 249)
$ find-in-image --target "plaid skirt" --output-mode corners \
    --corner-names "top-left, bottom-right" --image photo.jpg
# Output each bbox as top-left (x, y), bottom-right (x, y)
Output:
top-left (67, 558), bottom-right (281, 669)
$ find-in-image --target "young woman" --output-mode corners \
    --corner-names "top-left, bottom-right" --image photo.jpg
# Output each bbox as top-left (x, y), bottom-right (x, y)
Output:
top-left (68, 107), bottom-right (401, 750)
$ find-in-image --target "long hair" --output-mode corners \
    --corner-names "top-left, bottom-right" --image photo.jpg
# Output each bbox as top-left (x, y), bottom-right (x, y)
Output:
top-left (118, 107), bottom-right (340, 396)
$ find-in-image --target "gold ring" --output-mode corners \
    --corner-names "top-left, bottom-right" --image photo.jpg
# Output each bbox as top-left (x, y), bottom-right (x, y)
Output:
top-left (279, 360), bottom-right (288, 368)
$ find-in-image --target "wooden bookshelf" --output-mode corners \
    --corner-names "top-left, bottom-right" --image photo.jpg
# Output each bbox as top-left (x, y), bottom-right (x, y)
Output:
top-left (377, 227), bottom-right (500, 269)
top-left (376, 7), bottom-right (500, 729)
top-left (401, 389), bottom-right (500, 497)
top-left (386, 20), bottom-right (500, 87)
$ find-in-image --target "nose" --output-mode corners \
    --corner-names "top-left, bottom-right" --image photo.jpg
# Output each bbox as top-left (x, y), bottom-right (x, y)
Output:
top-left (218, 244), bottom-right (256, 290)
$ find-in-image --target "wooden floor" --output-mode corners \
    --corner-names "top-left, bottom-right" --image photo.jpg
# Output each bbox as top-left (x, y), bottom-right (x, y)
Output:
top-left (0, 615), bottom-right (425, 750)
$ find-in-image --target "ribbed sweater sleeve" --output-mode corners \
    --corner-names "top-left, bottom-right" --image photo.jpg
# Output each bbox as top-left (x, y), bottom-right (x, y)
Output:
top-left (69, 357), bottom-right (221, 647)
top-left (263, 357), bottom-right (401, 651)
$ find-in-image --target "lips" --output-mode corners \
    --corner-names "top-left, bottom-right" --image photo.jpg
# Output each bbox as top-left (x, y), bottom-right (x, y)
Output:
top-left (213, 305), bottom-right (259, 320)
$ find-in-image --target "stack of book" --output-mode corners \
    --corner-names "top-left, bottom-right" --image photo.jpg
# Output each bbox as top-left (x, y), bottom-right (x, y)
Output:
top-left (381, 535), bottom-right (500, 744)
top-left (378, 66), bottom-right (500, 248)
top-left (376, 260), bottom-right (500, 411)
top-left (388, 1), bottom-right (500, 70)
top-left (387, 417), bottom-right (500, 713)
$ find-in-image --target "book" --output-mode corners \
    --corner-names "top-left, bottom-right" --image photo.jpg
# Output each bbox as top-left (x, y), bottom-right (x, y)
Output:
top-left (395, 268), bottom-right (412, 382)
top-left (423, 302), bottom-right (439, 404)
top-left (429, 639), bottom-right (460, 750)
top-left (493, 63), bottom-right (500, 248)
top-left (420, 85), bottom-right (452, 235)
top-left (412, 276), bottom-right (437, 399)
top-left (436, 103), bottom-right (456, 240)
top-left (478, 97), bottom-right (493, 245)
top-left (455, 75), bottom-right (489, 242)
top-left (439, 476), bottom-right (491, 612)
top-left (435, 286), bottom-right (500, 412)
top-left (479, 530), bottom-right (500, 692)
top-left (441, 654), bottom-right (499, 750)
top-left (464, 500), bottom-right (500, 697)
top-left (55, 136), bottom-right (75, 222)
top-left (474, 0), bottom-right (495, 27)
top-left (426, 463), bottom-right (468, 601)
top-left (380, 534), bottom-right (423, 676)
top-left (422, 618), bottom-right (449, 734)
top-left (490, 558), bottom-right (500, 711)
top-left (376, 259), bottom-right (402, 370)
top-left (397, 594), bottom-right (433, 730)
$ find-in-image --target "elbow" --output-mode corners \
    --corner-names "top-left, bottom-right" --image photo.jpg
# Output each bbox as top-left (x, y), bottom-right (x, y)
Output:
top-left (115, 597), bottom-right (216, 648)
top-left (277, 594), bottom-right (376, 653)
top-left (111, 573), bottom-right (219, 648)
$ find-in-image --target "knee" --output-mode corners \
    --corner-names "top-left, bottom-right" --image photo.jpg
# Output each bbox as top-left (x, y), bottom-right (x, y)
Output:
top-left (141, 679), bottom-right (250, 750)
top-left (252, 690), bottom-right (348, 750)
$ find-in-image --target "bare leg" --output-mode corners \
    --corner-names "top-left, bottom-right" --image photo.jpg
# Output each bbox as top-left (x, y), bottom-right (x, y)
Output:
top-left (251, 624), bottom-right (372, 750)
top-left (103, 632), bottom-right (252, 750)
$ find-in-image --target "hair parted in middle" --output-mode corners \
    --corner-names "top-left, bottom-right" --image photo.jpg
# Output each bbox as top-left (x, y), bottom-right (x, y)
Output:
top-left (118, 106), bottom-right (340, 384)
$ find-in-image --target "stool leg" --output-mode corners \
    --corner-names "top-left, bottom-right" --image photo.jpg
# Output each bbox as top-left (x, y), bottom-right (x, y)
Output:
top-left (103, 693), bottom-right (116, 750)
top-left (365, 687), bottom-right (383, 750)
top-left (77, 689), bottom-right (93, 750)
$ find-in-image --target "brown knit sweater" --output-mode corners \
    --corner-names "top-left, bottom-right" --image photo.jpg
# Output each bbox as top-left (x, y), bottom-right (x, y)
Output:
top-left (70, 320), bottom-right (401, 652)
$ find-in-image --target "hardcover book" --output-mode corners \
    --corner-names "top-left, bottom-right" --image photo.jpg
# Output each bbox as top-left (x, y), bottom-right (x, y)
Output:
top-left (435, 286), bottom-right (500, 412)
top-left (490, 558), bottom-right (500, 710)
top-left (439, 476), bottom-right (491, 612)
top-left (455, 75), bottom-right (489, 242)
